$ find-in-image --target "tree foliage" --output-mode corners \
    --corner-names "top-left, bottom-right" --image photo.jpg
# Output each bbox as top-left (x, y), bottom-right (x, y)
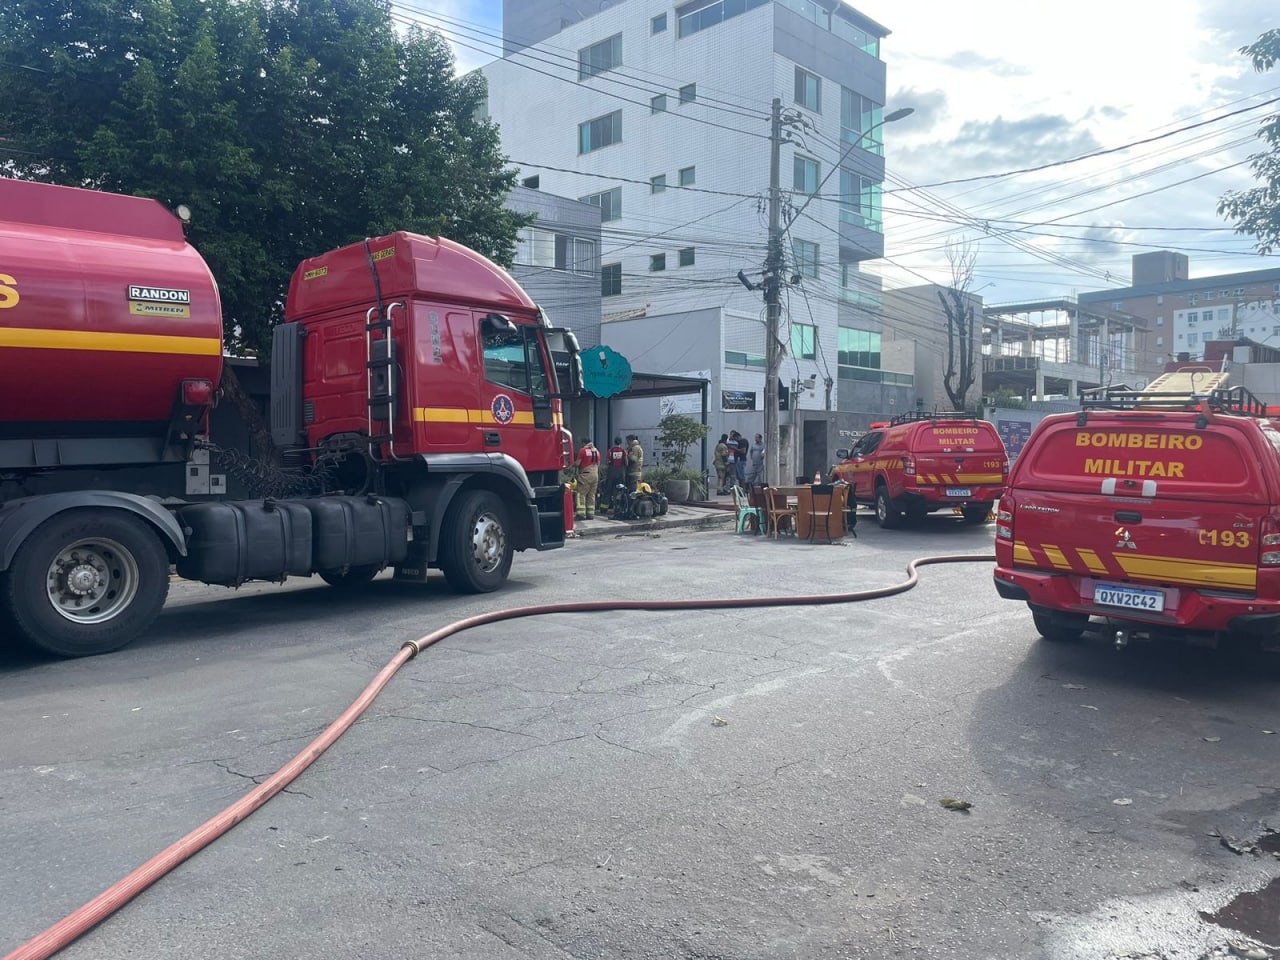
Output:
top-left (1218, 29), bottom-right (1280, 254)
top-left (0, 0), bottom-right (525, 354)
top-left (938, 240), bottom-right (979, 412)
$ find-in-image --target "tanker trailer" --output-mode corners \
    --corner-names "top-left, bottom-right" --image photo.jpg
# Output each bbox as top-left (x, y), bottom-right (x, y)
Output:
top-left (0, 178), bottom-right (581, 657)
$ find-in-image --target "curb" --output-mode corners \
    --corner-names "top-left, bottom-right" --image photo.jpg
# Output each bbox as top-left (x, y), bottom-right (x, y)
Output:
top-left (572, 509), bottom-right (735, 540)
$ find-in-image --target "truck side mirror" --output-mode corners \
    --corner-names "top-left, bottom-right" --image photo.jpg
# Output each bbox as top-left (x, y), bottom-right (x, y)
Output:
top-left (485, 312), bottom-right (517, 334)
top-left (544, 328), bottom-right (584, 399)
top-left (835, 449), bottom-right (850, 461)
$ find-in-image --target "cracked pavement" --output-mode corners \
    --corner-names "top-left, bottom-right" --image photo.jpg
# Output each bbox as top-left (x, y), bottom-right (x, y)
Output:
top-left (2, 517), bottom-right (1279, 959)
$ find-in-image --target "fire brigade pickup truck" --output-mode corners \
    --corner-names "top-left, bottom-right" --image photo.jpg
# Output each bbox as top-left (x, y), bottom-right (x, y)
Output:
top-left (994, 371), bottom-right (1280, 648)
top-left (0, 177), bottom-right (582, 657)
top-left (831, 412), bottom-right (1009, 527)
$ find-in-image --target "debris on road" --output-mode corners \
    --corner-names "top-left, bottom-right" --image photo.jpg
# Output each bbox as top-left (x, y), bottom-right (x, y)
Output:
top-left (1113, 798), bottom-right (1133, 806)
top-left (940, 798), bottom-right (973, 812)
top-left (711, 716), bottom-right (728, 727)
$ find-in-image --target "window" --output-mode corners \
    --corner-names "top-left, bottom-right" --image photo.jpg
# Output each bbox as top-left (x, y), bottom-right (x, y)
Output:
top-left (650, 174), bottom-right (666, 194)
top-left (1111, 301), bottom-right (1123, 310)
top-left (677, 0), bottom-right (769, 39)
top-left (1187, 311), bottom-right (1198, 323)
top-left (650, 253), bottom-right (666, 272)
top-left (838, 328), bottom-right (881, 369)
top-left (1156, 316), bottom-right (1164, 326)
top-left (601, 263), bottom-right (621, 297)
top-left (650, 93), bottom-right (667, 114)
top-left (1188, 333), bottom-right (1199, 346)
top-left (794, 239), bottom-right (819, 278)
top-left (1156, 336), bottom-right (1164, 347)
top-left (1236, 287), bottom-right (1245, 296)
top-left (521, 175), bottom-right (540, 189)
top-left (840, 87), bottom-right (884, 155)
top-left (578, 34), bottom-right (622, 80)
top-left (678, 165), bottom-right (696, 186)
top-left (579, 186), bottom-right (622, 221)
top-left (793, 156), bottom-right (820, 195)
top-left (678, 247), bottom-right (695, 267)
top-left (839, 168), bottom-right (883, 231)
top-left (1157, 295), bottom-right (1164, 305)
top-left (1188, 293), bottom-right (1198, 305)
top-left (579, 110), bottom-right (622, 153)
top-left (1218, 308), bottom-right (1231, 322)
top-left (651, 12), bottom-right (667, 33)
top-left (555, 235), bottom-right (597, 274)
top-left (679, 82), bottom-right (696, 104)
top-left (724, 349), bottom-right (767, 368)
top-left (790, 323), bottom-right (816, 359)
top-left (483, 324), bottom-right (549, 395)
top-left (794, 67), bottom-right (821, 112)
top-left (516, 227), bottom-right (555, 267)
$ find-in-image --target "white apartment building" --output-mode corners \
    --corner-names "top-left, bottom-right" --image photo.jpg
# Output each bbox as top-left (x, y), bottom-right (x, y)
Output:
top-left (481, 0), bottom-right (903, 473)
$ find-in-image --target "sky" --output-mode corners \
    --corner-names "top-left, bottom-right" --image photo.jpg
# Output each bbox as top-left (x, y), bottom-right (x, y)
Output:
top-left (409, 0), bottom-right (1277, 304)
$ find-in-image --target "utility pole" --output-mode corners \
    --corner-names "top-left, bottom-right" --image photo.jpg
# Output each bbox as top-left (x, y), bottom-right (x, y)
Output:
top-left (764, 97), bottom-right (784, 487)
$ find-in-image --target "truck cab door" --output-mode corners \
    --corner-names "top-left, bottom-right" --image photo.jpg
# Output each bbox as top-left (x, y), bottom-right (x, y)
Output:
top-left (479, 315), bottom-right (556, 459)
top-left (851, 432), bottom-right (883, 500)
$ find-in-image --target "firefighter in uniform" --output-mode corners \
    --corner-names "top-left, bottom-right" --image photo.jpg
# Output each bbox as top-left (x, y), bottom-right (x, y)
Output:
top-left (626, 434), bottom-right (645, 492)
top-left (605, 436), bottom-right (628, 512)
top-left (575, 439), bottom-right (601, 519)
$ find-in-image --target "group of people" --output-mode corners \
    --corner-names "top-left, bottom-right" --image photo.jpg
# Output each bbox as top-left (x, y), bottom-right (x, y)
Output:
top-left (574, 435), bottom-right (645, 520)
top-left (713, 430), bottom-right (763, 495)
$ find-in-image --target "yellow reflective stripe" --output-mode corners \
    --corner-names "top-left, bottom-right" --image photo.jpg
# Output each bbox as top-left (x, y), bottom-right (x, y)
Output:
top-left (0, 326), bottom-right (221, 356)
top-left (1114, 553), bottom-right (1257, 590)
top-left (1013, 541), bottom-right (1035, 565)
top-left (955, 473), bottom-right (1003, 484)
top-left (414, 407), bottom-right (536, 425)
top-left (1076, 548), bottom-right (1108, 575)
top-left (1042, 544), bottom-right (1071, 570)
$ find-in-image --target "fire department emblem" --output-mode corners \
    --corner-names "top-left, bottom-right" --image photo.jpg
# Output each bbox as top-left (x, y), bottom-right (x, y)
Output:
top-left (491, 394), bottom-right (515, 425)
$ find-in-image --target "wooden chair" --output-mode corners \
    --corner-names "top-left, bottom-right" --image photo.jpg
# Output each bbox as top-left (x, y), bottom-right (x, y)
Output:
top-left (730, 485), bottom-right (764, 534)
top-left (762, 487), bottom-right (797, 540)
top-left (802, 483), bottom-right (845, 543)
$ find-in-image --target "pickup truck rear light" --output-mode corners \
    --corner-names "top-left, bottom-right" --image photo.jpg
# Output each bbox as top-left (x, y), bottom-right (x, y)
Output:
top-left (1001, 458), bottom-right (1010, 480)
top-left (181, 378), bottom-right (215, 406)
top-left (1261, 516), bottom-right (1280, 565)
top-left (996, 494), bottom-right (1015, 541)
top-left (902, 456), bottom-right (915, 476)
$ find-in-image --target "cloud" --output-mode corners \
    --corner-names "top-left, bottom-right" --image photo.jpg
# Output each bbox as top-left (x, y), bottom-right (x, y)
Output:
top-left (895, 113), bottom-right (1103, 180)
top-left (887, 86), bottom-right (948, 135)
top-left (939, 50), bottom-right (1030, 77)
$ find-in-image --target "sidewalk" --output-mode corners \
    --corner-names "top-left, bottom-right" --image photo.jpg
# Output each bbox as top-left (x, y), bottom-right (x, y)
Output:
top-left (572, 499), bottom-right (735, 539)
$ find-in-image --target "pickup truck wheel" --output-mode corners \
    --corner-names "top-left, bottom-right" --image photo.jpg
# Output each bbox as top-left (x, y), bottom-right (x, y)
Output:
top-left (318, 564), bottom-right (382, 589)
top-left (440, 490), bottom-right (512, 593)
top-left (3, 510), bottom-right (170, 657)
top-left (875, 486), bottom-right (903, 529)
top-left (1031, 609), bottom-right (1087, 643)
top-left (961, 505), bottom-right (993, 525)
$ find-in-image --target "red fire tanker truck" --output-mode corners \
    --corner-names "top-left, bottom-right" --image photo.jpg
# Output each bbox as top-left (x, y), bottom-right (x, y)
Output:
top-left (0, 177), bottom-right (582, 657)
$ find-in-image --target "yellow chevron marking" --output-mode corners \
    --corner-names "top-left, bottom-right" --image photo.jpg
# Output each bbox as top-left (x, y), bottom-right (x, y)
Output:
top-left (1114, 553), bottom-right (1256, 591)
top-left (1042, 544), bottom-right (1071, 570)
top-left (1013, 541), bottom-right (1035, 565)
top-left (0, 325), bottom-right (221, 356)
top-left (1076, 548), bottom-right (1108, 575)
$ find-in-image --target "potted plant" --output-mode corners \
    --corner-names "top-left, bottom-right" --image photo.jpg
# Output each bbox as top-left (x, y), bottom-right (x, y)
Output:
top-left (655, 414), bottom-right (709, 502)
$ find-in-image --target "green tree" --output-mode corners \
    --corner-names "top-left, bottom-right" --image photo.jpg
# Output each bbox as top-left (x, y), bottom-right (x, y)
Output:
top-left (0, 0), bottom-right (524, 355)
top-left (1219, 29), bottom-right (1280, 254)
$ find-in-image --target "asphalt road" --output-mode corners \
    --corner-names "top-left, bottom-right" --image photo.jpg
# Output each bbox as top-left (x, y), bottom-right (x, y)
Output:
top-left (2, 516), bottom-right (1278, 960)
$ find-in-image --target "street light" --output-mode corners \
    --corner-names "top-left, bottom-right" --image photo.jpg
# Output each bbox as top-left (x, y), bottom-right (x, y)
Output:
top-left (761, 104), bottom-right (913, 487)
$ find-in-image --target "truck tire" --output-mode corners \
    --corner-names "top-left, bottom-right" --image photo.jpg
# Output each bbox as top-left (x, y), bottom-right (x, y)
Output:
top-left (2, 510), bottom-right (170, 657)
top-left (439, 490), bottom-right (512, 594)
top-left (1031, 608), bottom-right (1087, 643)
top-left (875, 485), bottom-right (903, 529)
top-left (318, 564), bottom-right (383, 589)
top-left (962, 505), bottom-right (993, 525)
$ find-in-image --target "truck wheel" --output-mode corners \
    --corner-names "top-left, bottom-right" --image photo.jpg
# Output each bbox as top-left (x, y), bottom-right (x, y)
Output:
top-left (962, 505), bottom-right (993, 525)
top-left (875, 486), bottom-right (903, 529)
top-left (2, 510), bottom-right (170, 657)
top-left (1031, 608), bottom-right (1087, 643)
top-left (318, 564), bottom-right (383, 589)
top-left (440, 490), bottom-right (512, 594)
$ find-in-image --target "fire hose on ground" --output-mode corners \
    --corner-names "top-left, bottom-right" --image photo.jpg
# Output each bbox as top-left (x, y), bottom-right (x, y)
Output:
top-left (5, 552), bottom-right (995, 960)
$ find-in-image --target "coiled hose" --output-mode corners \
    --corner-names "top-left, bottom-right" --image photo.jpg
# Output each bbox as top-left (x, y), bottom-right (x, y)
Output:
top-left (5, 551), bottom-right (994, 960)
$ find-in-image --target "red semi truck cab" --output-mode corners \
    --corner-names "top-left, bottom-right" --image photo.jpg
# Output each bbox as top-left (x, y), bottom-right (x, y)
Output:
top-left (0, 177), bottom-right (583, 657)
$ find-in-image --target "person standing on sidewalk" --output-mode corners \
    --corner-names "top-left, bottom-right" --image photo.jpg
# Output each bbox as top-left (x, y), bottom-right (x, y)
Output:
top-left (731, 431), bottom-right (749, 487)
top-left (575, 439), bottom-right (601, 519)
top-left (713, 434), bottom-right (730, 494)
top-left (626, 434), bottom-right (645, 492)
top-left (605, 436), bottom-right (628, 512)
top-left (747, 433), bottom-right (765, 486)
